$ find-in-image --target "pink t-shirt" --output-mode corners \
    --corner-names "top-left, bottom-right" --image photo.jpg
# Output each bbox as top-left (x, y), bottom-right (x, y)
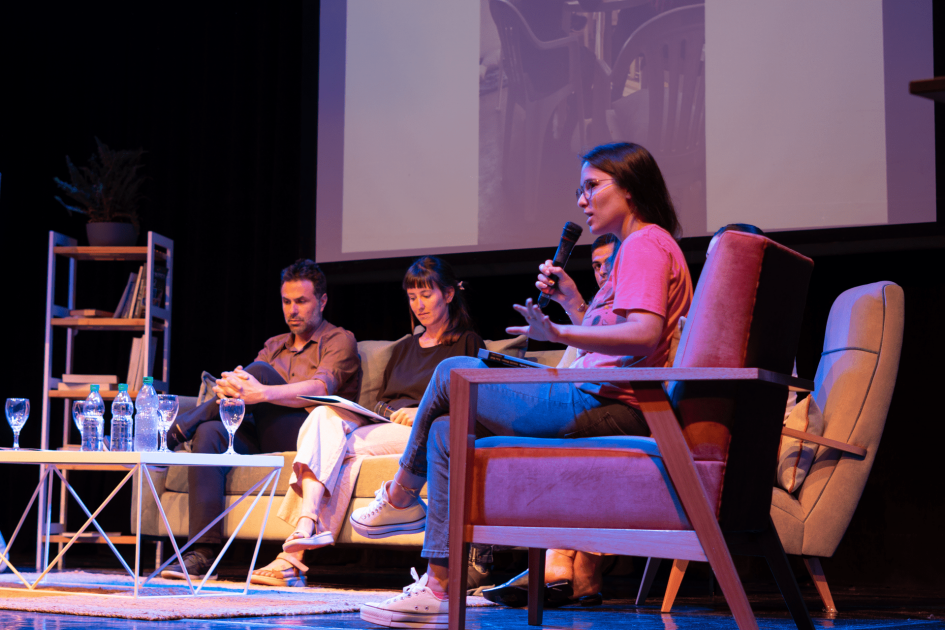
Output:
top-left (572, 224), bottom-right (692, 408)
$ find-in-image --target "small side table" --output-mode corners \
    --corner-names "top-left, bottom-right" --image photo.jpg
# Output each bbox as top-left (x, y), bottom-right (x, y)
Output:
top-left (0, 450), bottom-right (283, 599)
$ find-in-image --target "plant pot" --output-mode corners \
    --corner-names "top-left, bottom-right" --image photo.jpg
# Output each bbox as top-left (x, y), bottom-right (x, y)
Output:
top-left (86, 222), bottom-right (138, 247)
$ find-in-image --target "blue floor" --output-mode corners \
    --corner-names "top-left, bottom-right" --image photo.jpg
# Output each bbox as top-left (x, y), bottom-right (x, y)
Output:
top-left (3, 605), bottom-right (945, 630)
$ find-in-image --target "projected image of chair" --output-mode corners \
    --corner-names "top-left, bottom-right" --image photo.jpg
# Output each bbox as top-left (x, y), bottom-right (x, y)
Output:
top-left (490, 0), bottom-right (585, 220)
top-left (639, 281), bottom-right (904, 617)
top-left (446, 231), bottom-right (819, 630)
top-left (588, 5), bottom-right (705, 227)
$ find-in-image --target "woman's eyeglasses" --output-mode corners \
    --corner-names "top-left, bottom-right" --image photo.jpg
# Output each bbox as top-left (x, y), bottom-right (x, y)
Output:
top-left (576, 179), bottom-right (614, 202)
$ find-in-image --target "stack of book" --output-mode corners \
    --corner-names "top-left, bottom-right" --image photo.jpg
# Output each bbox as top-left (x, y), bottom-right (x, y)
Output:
top-left (57, 374), bottom-right (119, 393)
top-left (127, 336), bottom-right (158, 390)
top-left (114, 265), bottom-right (169, 319)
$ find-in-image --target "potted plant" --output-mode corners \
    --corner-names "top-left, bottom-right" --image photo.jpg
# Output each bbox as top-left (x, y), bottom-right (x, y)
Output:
top-left (53, 137), bottom-right (145, 246)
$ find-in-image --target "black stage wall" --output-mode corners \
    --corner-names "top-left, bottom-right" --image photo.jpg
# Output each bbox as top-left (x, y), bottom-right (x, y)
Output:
top-left (0, 0), bottom-right (942, 590)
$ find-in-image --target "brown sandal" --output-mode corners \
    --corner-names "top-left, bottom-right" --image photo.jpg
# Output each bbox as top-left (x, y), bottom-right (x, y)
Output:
top-left (250, 552), bottom-right (309, 587)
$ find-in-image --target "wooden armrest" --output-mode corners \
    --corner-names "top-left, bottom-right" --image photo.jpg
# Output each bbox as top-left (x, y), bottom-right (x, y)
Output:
top-left (780, 427), bottom-right (867, 458)
top-left (452, 367), bottom-right (813, 391)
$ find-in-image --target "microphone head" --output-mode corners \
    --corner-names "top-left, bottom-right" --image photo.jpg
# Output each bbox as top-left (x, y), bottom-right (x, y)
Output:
top-left (562, 221), bottom-right (583, 242)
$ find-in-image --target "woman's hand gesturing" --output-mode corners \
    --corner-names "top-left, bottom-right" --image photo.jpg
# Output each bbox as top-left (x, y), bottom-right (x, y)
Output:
top-left (506, 298), bottom-right (561, 343)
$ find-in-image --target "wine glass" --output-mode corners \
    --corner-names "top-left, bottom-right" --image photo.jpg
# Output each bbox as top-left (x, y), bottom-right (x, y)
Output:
top-left (218, 398), bottom-right (245, 456)
top-left (72, 400), bottom-right (86, 444)
top-left (5, 398), bottom-right (30, 451)
top-left (157, 394), bottom-right (179, 453)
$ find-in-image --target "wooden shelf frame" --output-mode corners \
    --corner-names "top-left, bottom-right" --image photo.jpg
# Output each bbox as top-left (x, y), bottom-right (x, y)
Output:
top-left (39, 230), bottom-right (175, 571)
top-left (52, 246), bottom-right (169, 262)
top-left (51, 317), bottom-right (166, 331)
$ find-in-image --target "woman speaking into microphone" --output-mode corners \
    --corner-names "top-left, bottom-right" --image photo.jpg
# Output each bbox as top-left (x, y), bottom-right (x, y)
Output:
top-left (354, 142), bottom-right (694, 628)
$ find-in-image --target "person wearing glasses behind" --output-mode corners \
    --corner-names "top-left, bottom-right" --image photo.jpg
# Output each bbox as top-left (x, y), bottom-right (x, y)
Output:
top-left (352, 142), bottom-right (693, 628)
top-left (249, 256), bottom-right (484, 588)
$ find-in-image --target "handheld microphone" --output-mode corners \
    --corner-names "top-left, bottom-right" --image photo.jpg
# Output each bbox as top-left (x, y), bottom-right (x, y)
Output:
top-left (537, 221), bottom-right (584, 308)
top-left (374, 401), bottom-right (395, 419)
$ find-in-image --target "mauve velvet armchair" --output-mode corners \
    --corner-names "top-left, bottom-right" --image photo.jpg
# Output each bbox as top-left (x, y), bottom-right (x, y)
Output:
top-left (445, 231), bottom-right (816, 630)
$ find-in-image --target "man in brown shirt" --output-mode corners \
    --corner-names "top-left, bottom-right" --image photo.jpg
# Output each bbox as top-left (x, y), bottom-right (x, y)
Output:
top-left (163, 259), bottom-right (361, 580)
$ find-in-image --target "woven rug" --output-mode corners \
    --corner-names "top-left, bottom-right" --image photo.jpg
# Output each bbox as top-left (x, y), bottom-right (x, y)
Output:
top-left (0, 571), bottom-right (495, 620)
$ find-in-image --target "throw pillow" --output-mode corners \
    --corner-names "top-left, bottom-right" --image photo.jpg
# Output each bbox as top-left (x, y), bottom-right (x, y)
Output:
top-left (484, 335), bottom-right (528, 358)
top-left (357, 335), bottom-right (412, 409)
top-left (195, 371), bottom-right (219, 406)
top-left (776, 395), bottom-right (824, 493)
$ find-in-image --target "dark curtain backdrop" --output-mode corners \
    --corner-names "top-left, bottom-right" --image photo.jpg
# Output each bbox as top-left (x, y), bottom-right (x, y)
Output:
top-left (0, 1), bottom-right (308, 560)
top-left (0, 0), bottom-right (943, 593)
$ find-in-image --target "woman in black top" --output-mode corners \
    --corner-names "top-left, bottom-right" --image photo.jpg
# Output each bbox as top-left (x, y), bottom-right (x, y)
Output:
top-left (250, 256), bottom-right (483, 587)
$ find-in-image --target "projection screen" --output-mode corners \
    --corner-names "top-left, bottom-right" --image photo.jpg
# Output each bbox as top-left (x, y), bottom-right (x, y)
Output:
top-left (315, 0), bottom-right (935, 263)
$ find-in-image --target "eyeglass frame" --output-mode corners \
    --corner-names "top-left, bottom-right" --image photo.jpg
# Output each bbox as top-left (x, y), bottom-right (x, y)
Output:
top-left (576, 179), bottom-right (615, 202)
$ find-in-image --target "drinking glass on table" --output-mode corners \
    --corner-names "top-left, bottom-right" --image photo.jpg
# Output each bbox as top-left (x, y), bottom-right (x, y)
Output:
top-left (72, 400), bottom-right (86, 444)
top-left (157, 394), bottom-right (179, 453)
top-left (5, 398), bottom-right (30, 450)
top-left (218, 398), bottom-right (245, 456)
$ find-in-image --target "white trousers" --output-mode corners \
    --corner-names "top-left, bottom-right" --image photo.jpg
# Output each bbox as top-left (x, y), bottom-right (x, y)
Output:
top-left (276, 405), bottom-right (411, 538)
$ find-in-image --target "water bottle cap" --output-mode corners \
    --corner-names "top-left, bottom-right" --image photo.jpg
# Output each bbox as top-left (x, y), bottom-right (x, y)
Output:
top-left (90, 384), bottom-right (100, 392)
top-left (118, 383), bottom-right (128, 392)
top-left (143, 376), bottom-right (154, 385)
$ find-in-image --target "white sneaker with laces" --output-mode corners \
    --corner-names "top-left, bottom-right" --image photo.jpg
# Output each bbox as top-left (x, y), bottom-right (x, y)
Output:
top-left (360, 567), bottom-right (448, 629)
top-left (350, 481), bottom-right (426, 539)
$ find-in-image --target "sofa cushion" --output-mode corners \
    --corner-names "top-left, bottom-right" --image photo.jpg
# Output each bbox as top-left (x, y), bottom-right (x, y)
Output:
top-left (776, 395), bottom-right (824, 492)
top-left (357, 335), bottom-right (412, 408)
top-left (164, 451), bottom-right (297, 495)
top-left (351, 453), bottom-right (427, 498)
top-left (469, 436), bottom-right (724, 530)
top-left (484, 335), bottom-right (527, 358)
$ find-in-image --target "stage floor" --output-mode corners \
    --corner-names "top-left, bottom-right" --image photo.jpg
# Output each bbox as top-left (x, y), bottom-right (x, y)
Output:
top-left (2, 585), bottom-right (944, 629)
top-left (2, 550), bottom-right (943, 629)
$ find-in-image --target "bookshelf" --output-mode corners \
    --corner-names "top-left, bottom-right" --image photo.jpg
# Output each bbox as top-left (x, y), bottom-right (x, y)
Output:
top-left (38, 230), bottom-right (174, 570)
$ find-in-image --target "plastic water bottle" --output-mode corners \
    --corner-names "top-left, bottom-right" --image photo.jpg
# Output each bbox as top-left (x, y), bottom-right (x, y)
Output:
top-left (82, 385), bottom-right (105, 452)
top-left (134, 376), bottom-right (159, 452)
top-left (110, 384), bottom-right (134, 452)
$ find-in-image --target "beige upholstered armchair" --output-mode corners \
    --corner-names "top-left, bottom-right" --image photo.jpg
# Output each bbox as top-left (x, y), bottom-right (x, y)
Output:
top-left (644, 281), bottom-right (904, 616)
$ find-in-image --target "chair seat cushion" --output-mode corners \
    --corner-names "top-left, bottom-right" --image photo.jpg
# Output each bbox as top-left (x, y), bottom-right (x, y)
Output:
top-left (469, 436), bottom-right (724, 530)
top-left (164, 452), bottom-right (296, 495)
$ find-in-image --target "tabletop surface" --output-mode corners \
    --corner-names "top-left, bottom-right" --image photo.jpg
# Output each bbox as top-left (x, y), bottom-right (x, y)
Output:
top-left (0, 450), bottom-right (284, 467)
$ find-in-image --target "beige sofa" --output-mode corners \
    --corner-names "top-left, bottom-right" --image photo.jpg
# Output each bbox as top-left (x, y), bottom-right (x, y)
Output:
top-left (132, 335), bottom-right (565, 548)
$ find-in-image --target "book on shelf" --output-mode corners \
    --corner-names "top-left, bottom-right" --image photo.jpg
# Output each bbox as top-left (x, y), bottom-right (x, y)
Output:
top-left (61, 374), bottom-right (119, 385)
top-left (127, 336), bottom-right (158, 389)
top-left (57, 382), bottom-right (116, 392)
top-left (142, 336), bottom-right (158, 387)
top-left (69, 309), bottom-right (114, 318)
top-left (125, 266), bottom-right (144, 319)
top-left (114, 272), bottom-right (137, 318)
top-left (132, 264), bottom-right (169, 318)
top-left (151, 265), bottom-right (168, 311)
top-left (127, 337), bottom-right (142, 388)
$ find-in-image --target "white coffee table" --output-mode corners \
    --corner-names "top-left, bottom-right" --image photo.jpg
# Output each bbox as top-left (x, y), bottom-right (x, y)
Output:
top-left (0, 450), bottom-right (283, 598)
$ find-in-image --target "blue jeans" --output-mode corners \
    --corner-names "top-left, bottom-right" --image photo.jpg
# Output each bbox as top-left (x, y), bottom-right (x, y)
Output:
top-left (402, 356), bottom-right (647, 559)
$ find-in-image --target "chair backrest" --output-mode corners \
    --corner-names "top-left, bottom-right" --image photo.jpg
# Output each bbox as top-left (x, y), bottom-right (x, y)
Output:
top-left (794, 282), bottom-right (904, 556)
top-left (610, 5), bottom-right (705, 156)
top-left (489, 0), bottom-right (550, 103)
top-left (668, 231), bottom-right (813, 530)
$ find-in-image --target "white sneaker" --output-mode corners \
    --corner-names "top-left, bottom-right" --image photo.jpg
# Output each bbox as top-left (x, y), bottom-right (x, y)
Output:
top-left (360, 567), bottom-right (448, 629)
top-left (350, 481), bottom-right (426, 539)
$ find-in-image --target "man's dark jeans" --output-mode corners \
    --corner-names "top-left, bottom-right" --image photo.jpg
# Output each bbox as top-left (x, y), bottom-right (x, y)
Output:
top-left (171, 361), bottom-right (308, 546)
